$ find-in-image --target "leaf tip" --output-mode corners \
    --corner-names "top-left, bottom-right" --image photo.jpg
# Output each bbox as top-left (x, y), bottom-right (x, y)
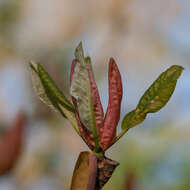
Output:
top-left (75, 41), bottom-right (84, 60)
top-left (29, 61), bottom-right (39, 71)
top-left (85, 56), bottom-right (91, 64)
top-left (109, 57), bottom-right (115, 64)
top-left (170, 65), bottom-right (184, 70)
top-left (169, 65), bottom-right (184, 75)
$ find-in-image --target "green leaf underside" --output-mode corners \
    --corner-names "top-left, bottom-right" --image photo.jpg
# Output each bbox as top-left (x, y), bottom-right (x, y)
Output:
top-left (122, 65), bottom-right (183, 131)
top-left (71, 42), bottom-right (99, 150)
top-left (30, 62), bottom-right (79, 133)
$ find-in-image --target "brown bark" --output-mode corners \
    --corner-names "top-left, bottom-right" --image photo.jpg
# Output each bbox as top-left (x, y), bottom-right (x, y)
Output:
top-left (95, 155), bottom-right (119, 190)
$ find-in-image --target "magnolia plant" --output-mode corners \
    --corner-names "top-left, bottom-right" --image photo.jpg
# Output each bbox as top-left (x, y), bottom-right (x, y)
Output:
top-left (29, 42), bottom-right (183, 190)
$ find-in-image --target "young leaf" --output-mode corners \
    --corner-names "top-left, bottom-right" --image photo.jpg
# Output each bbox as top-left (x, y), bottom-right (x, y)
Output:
top-left (86, 59), bottom-right (104, 137)
top-left (121, 65), bottom-right (183, 134)
top-left (30, 61), bottom-right (74, 114)
top-left (70, 43), bottom-right (99, 151)
top-left (70, 59), bottom-right (95, 131)
top-left (100, 58), bottom-right (123, 151)
top-left (30, 62), bottom-right (58, 113)
top-left (121, 110), bottom-right (146, 130)
top-left (85, 56), bottom-right (95, 78)
top-left (70, 60), bottom-right (95, 149)
top-left (30, 62), bottom-right (80, 135)
top-left (137, 65), bottom-right (184, 113)
top-left (75, 41), bottom-right (85, 66)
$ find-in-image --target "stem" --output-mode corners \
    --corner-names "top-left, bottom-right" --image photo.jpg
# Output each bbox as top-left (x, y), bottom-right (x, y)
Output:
top-left (92, 151), bottom-right (104, 157)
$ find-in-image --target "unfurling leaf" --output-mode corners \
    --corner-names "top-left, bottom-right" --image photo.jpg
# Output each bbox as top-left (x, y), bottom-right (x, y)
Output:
top-left (71, 151), bottom-right (97, 190)
top-left (121, 65), bottom-right (183, 131)
top-left (70, 58), bottom-right (95, 132)
top-left (100, 58), bottom-right (123, 150)
top-left (0, 113), bottom-right (25, 175)
top-left (70, 42), bottom-right (99, 151)
top-left (70, 60), bottom-right (95, 149)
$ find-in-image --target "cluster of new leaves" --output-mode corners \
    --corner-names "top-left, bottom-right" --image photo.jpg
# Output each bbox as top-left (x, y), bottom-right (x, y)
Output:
top-left (30, 42), bottom-right (183, 153)
top-left (30, 42), bottom-right (183, 190)
top-left (30, 42), bottom-right (123, 153)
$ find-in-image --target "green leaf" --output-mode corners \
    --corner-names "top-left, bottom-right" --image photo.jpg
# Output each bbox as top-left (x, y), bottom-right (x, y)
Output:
top-left (137, 65), bottom-right (184, 113)
top-left (70, 60), bottom-right (95, 131)
top-left (121, 65), bottom-right (183, 131)
top-left (29, 62), bottom-right (80, 134)
top-left (30, 62), bottom-right (74, 112)
top-left (70, 42), bottom-right (99, 151)
top-left (121, 109), bottom-right (146, 130)
top-left (75, 41), bottom-right (85, 66)
top-left (30, 62), bottom-right (58, 112)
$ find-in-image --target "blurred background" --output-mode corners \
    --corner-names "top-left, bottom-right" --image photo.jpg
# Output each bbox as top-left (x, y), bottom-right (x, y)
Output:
top-left (0, 0), bottom-right (190, 189)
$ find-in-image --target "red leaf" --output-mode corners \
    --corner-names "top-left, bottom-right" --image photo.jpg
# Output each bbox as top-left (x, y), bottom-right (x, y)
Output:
top-left (100, 58), bottom-right (123, 150)
top-left (0, 113), bottom-right (25, 175)
top-left (86, 63), bottom-right (104, 137)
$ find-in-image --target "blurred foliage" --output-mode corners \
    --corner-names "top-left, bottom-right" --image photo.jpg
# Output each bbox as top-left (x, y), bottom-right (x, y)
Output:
top-left (0, 0), bottom-right (21, 38)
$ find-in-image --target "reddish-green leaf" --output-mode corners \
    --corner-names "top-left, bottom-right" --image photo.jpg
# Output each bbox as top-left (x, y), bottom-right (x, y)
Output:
top-left (70, 43), bottom-right (100, 152)
top-left (70, 59), bottom-right (95, 150)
